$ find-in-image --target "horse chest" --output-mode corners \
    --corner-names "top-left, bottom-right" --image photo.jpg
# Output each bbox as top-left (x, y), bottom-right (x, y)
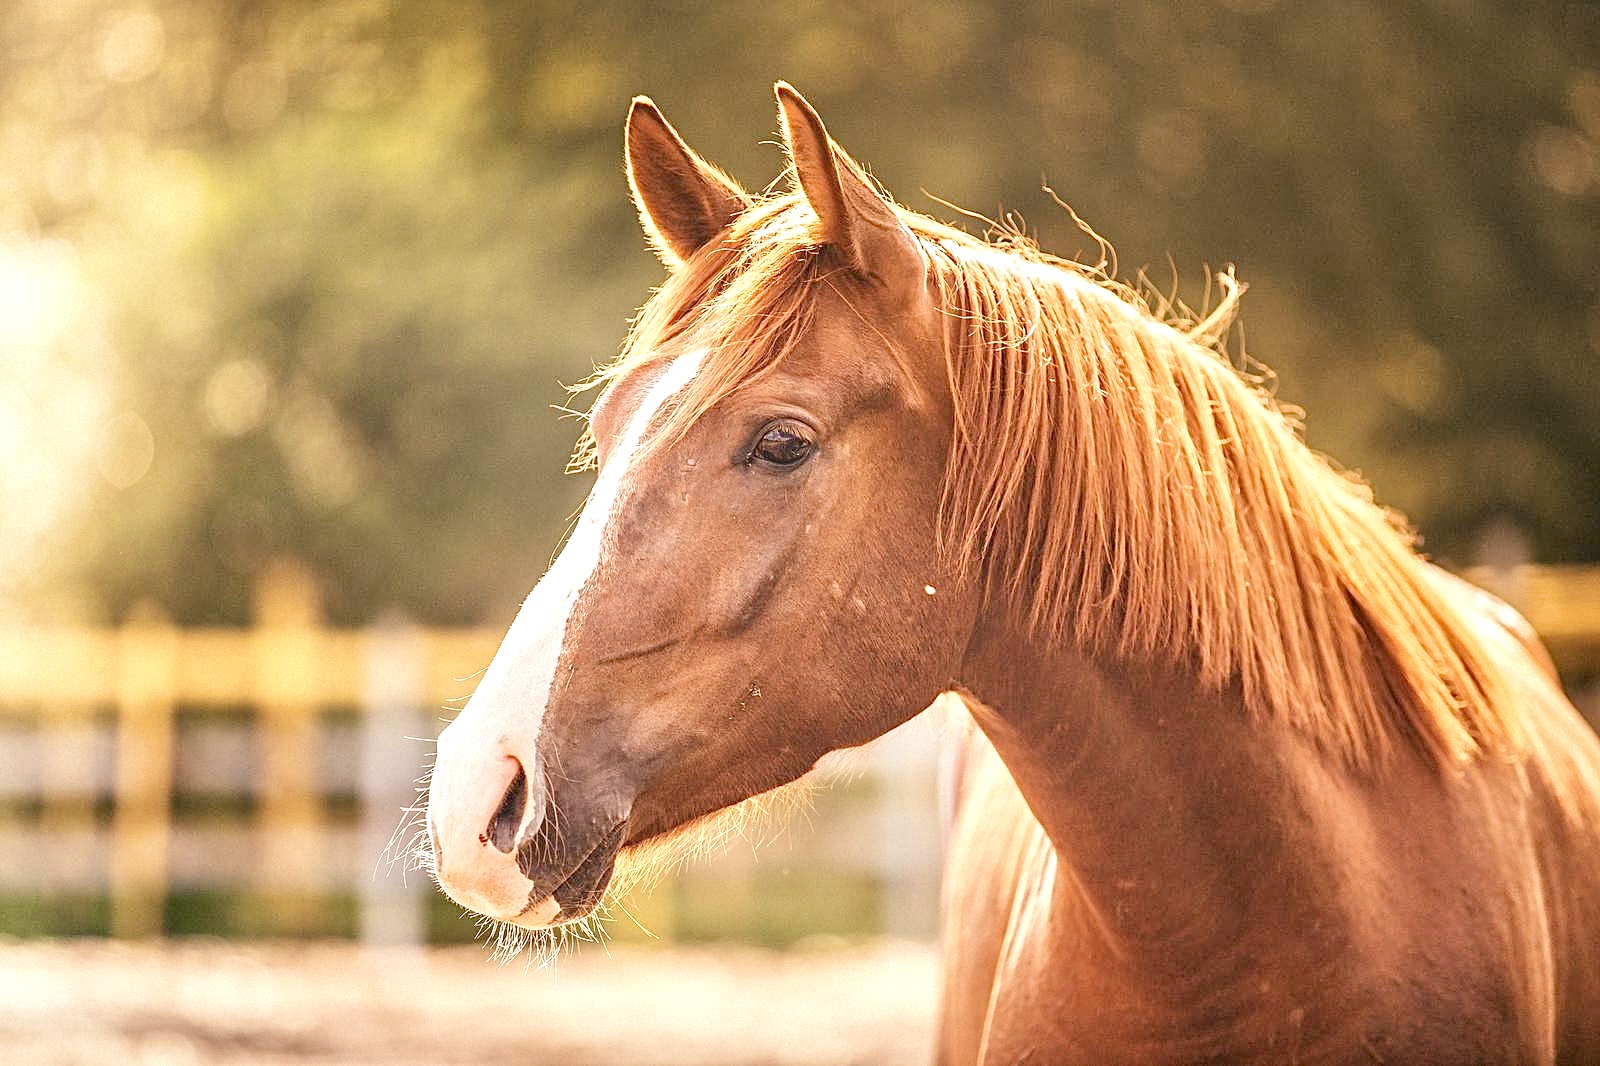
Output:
top-left (963, 918), bottom-right (1538, 1066)
top-left (937, 741), bottom-right (1559, 1065)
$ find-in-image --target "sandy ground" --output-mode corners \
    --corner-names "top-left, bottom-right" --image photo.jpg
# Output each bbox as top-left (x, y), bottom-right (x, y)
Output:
top-left (0, 938), bottom-right (940, 1065)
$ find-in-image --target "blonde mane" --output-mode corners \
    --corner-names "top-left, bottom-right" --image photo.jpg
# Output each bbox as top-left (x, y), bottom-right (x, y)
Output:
top-left (580, 195), bottom-right (1520, 770)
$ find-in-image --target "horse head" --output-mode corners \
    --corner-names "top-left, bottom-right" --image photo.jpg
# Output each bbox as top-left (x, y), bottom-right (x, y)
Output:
top-left (425, 85), bottom-right (976, 930)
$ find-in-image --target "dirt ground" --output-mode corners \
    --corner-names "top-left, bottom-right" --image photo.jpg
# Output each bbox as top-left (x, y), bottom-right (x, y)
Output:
top-left (0, 938), bottom-right (939, 1065)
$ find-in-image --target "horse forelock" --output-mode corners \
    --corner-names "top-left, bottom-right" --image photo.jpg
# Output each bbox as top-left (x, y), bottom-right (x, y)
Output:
top-left (577, 191), bottom-right (1523, 772)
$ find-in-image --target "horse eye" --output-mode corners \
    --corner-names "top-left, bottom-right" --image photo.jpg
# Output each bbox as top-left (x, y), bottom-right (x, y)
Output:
top-left (749, 420), bottom-right (814, 468)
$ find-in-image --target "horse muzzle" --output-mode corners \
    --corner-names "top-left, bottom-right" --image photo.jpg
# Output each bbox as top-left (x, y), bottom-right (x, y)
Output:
top-left (426, 714), bottom-right (630, 928)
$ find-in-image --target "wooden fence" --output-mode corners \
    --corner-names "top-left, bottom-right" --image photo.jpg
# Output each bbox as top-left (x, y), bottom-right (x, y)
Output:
top-left (0, 559), bottom-right (1596, 942)
top-left (0, 559), bottom-right (509, 940)
top-left (0, 558), bottom-right (947, 943)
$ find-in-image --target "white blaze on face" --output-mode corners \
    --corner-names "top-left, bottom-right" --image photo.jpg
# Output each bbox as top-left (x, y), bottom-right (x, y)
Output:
top-left (429, 350), bottom-right (704, 886)
top-left (469, 346), bottom-right (706, 756)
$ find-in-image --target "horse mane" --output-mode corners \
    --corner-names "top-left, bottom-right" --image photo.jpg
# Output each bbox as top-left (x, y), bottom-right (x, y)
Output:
top-left (579, 194), bottom-right (1521, 771)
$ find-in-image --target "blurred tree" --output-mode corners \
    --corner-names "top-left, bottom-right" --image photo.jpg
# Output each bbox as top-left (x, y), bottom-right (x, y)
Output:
top-left (1, 0), bottom-right (1595, 625)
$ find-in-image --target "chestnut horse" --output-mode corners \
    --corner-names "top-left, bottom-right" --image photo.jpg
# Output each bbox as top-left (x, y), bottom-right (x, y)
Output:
top-left (424, 84), bottom-right (1600, 1062)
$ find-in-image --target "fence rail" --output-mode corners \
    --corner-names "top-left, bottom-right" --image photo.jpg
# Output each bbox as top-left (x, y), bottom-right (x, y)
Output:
top-left (0, 560), bottom-right (499, 939)
top-left (1, 559), bottom-right (1596, 942)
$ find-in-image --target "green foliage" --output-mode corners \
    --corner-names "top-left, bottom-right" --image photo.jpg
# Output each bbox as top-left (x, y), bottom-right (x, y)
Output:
top-left (0, 893), bottom-right (112, 937)
top-left (668, 869), bottom-right (884, 947)
top-left (162, 890), bottom-right (359, 938)
top-left (1, 0), bottom-right (1596, 625)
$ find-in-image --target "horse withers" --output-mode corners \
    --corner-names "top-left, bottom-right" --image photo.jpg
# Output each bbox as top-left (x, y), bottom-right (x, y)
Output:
top-left (423, 84), bottom-right (1600, 1062)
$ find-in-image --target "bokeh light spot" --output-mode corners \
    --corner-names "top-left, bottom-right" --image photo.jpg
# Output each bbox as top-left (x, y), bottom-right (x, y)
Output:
top-left (1136, 110), bottom-right (1207, 184)
top-left (273, 383), bottom-right (365, 507)
top-left (98, 9), bottom-right (166, 84)
top-left (1527, 125), bottom-right (1597, 196)
top-left (203, 358), bottom-right (275, 438)
top-left (97, 411), bottom-right (155, 489)
top-left (1376, 333), bottom-right (1448, 415)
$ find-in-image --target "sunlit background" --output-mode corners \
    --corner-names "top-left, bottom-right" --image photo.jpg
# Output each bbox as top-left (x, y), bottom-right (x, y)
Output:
top-left (1, 1), bottom-right (1598, 1062)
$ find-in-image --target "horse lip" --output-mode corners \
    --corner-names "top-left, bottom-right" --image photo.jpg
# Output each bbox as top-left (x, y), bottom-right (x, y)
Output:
top-left (535, 820), bottom-right (626, 924)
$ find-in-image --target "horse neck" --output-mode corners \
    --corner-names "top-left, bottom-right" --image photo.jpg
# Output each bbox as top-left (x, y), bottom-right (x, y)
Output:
top-left (957, 612), bottom-right (1378, 976)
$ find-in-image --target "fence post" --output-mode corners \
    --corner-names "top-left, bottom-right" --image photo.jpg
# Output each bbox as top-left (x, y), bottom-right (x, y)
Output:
top-left (359, 609), bottom-right (429, 949)
top-left (253, 557), bottom-right (325, 931)
top-left (110, 601), bottom-right (179, 938)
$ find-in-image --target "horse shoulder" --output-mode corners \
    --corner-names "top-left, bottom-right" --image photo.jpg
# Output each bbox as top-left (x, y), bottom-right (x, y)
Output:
top-left (1428, 566), bottom-right (1600, 1060)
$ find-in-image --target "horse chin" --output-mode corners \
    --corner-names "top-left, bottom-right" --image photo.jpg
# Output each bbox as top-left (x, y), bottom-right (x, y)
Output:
top-left (610, 774), bottom-right (822, 901)
top-left (512, 823), bottom-right (625, 929)
top-left (506, 776), bottom-right (819, 934)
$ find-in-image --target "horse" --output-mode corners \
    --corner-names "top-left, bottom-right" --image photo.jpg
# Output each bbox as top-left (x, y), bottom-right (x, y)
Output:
top-left (422, 83), bottom-right (1600, 1062)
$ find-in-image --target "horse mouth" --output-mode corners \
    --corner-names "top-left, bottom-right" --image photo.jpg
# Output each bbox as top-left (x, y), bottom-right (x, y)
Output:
top-left (520, 821), bottom-right (625, 926)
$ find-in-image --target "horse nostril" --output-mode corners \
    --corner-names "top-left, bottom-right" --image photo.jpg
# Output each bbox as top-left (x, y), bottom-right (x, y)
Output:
top-left (486, 764), bottom-right (527, 853)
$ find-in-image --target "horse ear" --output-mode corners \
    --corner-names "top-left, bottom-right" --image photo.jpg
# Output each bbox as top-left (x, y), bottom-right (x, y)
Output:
top-left (626, 96), bottom-right (752, 266)
top-left (775, 82), bottom-right (924, 290)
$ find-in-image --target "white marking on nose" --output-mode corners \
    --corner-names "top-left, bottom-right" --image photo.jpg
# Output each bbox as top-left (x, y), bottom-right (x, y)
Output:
top-left (428, 349), bottom-right (705, 919)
